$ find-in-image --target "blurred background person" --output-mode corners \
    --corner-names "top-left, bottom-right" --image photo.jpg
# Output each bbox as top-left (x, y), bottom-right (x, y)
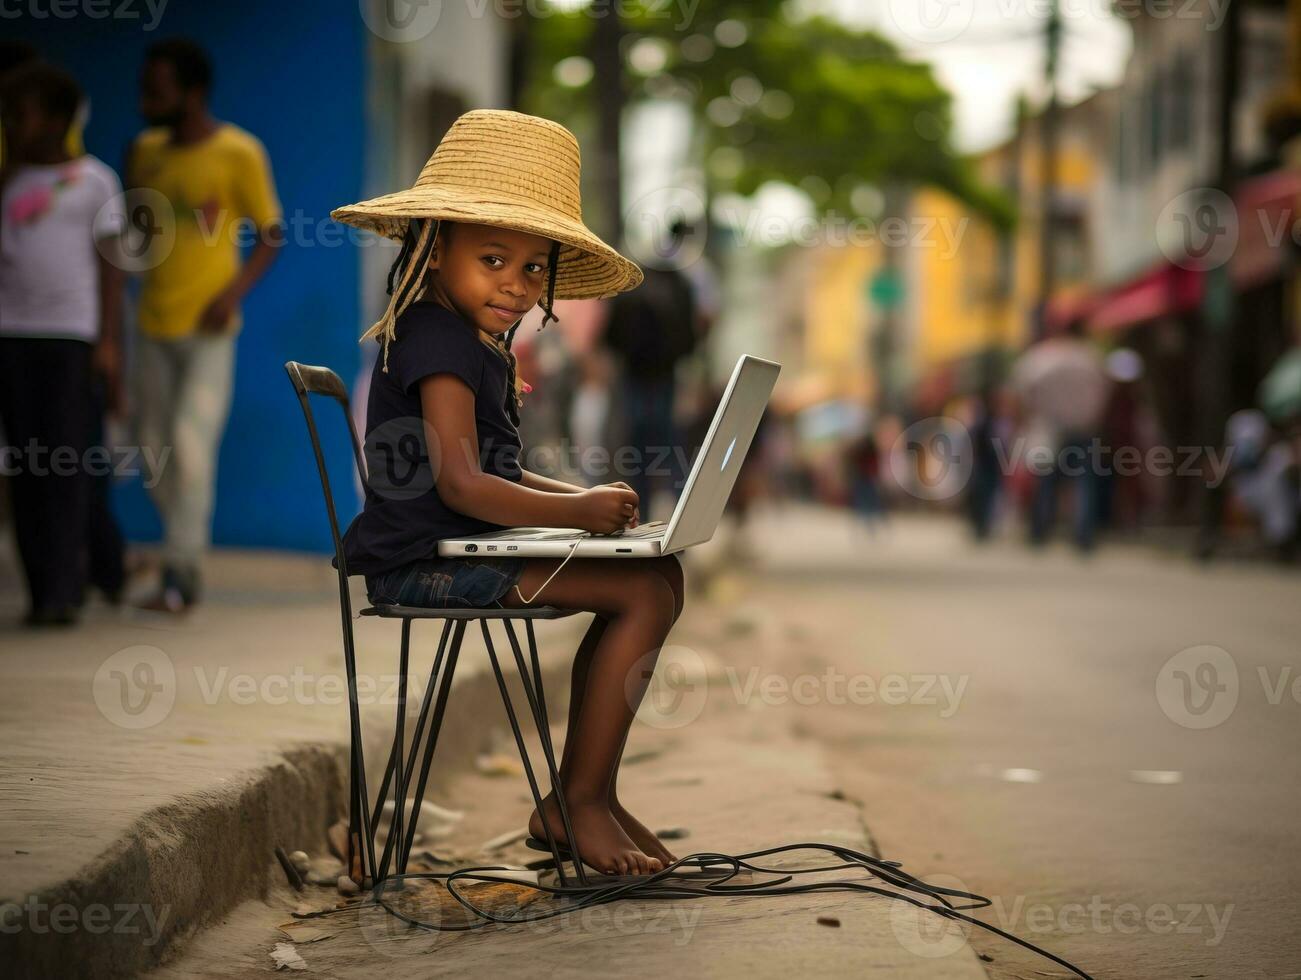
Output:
top-left (1097, 348), bottom-right (1157, 532)
top-left (1010, 319), bottom-right (1112, 552)
top-left (963, 385), bottom-right (1011, 542)
top-left (600, 251), bottom-right (701, 521)
top-left (1223, 408), bottom-right (1299, 561)
top-left (0, 62), bottom-right (126, 626)
top-left (126, 37), bottom-right (282, 613)
top-left (843, 415), bottom-right (887, 535)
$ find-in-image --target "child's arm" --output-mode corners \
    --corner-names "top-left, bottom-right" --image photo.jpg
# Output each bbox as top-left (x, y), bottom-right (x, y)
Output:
top-left (421, 375), bottom-right (636, 533)
top-left (519, 470), bottom-right (582, 494)
top-left (521, 470), bottom-right (641, 527)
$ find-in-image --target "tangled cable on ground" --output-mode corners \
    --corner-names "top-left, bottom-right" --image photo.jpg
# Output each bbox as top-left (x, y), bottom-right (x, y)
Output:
top-left (295, 840), bottom-right (1094, 979)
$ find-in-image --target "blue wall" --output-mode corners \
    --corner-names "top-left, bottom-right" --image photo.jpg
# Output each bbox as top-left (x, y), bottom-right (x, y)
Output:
top-left (9, 1), bottom-right (368, 552)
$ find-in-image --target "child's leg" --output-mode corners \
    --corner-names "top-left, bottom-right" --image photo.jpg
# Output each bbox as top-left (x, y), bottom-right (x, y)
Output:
top-left (497, 557), bottom-right (677, 876)
top-left (554, 557), bottom-right (685, 864)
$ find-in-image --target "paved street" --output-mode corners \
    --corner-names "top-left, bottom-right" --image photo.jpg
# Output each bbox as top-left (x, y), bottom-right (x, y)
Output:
top-left (6, 504), bottom-right (1298, 979)
top-left (725, 503), bottom-right (1301, 979)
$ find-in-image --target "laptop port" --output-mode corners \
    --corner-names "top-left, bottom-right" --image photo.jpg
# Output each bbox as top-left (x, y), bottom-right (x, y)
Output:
top-left (465, 544), bottom-right (478, 552)
top-left (617, 548), bottom-right (632, 553)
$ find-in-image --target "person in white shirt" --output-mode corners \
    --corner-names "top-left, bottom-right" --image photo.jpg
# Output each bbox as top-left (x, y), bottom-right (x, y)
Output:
top-left (0, 61), bottom-right (127, 626)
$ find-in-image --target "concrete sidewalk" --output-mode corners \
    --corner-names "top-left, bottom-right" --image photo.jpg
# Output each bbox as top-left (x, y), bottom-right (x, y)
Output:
top-left (146, 665), bottom-right (990, 979)
top-left (0, 549), bottom-right (590, 978)
top-left (2, 533), bottom-right (991, 978)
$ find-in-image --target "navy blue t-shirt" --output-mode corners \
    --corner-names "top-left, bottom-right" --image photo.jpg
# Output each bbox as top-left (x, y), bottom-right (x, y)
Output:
top-left (338, 300), bottom-right (522, 578)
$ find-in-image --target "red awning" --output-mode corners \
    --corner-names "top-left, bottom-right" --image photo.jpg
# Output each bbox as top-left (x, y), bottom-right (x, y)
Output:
top-left (1231, 167), bottom-right (1301, 289)
top-left (1088, 263), bottom-right (1204, 334)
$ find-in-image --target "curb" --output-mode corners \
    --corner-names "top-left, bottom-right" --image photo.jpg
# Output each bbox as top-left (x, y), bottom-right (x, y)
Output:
top-left (1, 615), bottom-right (588, 980)
top-left (0, 743), bottom-right (348, 980)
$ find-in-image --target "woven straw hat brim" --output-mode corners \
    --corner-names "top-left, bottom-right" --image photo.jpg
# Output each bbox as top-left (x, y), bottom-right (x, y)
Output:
top-left (331, 188), bottom-right (643, 300)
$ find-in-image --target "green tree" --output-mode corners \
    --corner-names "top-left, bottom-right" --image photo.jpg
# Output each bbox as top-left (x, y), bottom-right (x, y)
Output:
top-left (521, 3), bottom-right (1014, 230)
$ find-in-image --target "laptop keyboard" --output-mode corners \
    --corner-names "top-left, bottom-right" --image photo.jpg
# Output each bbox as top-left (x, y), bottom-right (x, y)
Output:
top-left (614, 521), bottom-right (667, 537)
top-left (523, 521), bottom-right (667, 541)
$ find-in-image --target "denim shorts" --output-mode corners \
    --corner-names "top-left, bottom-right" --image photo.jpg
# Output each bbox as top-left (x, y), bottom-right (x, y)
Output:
top-left (366, 556), bottom-right (527, 609)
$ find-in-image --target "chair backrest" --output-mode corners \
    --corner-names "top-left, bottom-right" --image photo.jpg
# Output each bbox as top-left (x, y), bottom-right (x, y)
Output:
top-left (284, 361), bottom-right (367, 593)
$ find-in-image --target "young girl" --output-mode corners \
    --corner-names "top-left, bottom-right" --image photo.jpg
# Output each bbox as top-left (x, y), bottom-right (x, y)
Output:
top-left (333, 110), bottom-right (685, 879)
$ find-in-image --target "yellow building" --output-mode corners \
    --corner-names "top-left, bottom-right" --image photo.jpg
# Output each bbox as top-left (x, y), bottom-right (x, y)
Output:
top-left (909, 93), bottom-right (1109, 392)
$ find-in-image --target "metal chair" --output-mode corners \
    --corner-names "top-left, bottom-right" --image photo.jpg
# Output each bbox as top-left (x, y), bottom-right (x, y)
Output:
top-left (284, 361), bottom-right (592, 889)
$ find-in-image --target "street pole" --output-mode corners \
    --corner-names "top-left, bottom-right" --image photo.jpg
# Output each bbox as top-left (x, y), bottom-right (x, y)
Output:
top-left (1035, 0), bottom-right (1062, 342)
top-left (589, 8), bottom-right (625, 243)
top-left (1196, 0), bottom-right (1241, 556)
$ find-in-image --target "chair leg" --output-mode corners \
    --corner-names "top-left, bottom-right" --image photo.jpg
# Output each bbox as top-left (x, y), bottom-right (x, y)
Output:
top-left (502, 619), bottom-right (590, 884)
top-left (366, 619), bottom-right (463, 879)
top-left (484, 618), bottom-right (588, 888)
top-left (397, 620), bottom-right (464, 873)
top-left (374, 618), bottom-right (412, 885)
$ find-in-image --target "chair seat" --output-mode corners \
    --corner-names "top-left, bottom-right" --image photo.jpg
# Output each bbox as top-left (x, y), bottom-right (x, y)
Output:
top-left (360, 603), bottom-right (579, 621)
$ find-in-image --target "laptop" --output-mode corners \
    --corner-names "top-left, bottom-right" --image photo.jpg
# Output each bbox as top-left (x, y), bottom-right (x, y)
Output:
top-left (438, 354), bottom-right (781, 558)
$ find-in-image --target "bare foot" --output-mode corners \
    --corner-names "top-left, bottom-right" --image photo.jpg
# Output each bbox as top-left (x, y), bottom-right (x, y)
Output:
top-left (610, 798), bottom-right (679, 866)
top-left (529, 792), bottom-right (663, 876)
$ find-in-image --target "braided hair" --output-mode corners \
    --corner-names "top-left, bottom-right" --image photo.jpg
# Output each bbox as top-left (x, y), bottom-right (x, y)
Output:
top-left (371, 218), bottom-right (563, 429)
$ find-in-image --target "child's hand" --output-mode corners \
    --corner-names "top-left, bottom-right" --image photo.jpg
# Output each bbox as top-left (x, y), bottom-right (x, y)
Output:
top-left (599, 481), bottom-right (640, 527)
top-left (575, 484), bottom-right (639, 534)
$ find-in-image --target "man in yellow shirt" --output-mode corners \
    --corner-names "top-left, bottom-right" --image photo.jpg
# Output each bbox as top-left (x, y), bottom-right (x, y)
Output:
top-left (126, 38), bottom-right (283, 612)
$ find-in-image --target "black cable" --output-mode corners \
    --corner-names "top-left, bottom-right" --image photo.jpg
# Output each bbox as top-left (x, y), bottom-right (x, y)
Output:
top-left (291, 840), bottom-right (1094, 978)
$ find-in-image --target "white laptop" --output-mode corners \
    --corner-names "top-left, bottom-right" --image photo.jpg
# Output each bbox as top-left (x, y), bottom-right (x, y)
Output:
top-left (438, 354), bottom-right (781, 558)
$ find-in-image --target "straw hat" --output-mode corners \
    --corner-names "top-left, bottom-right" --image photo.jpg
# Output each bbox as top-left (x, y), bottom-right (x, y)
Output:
top-left (332, 109), bottom-right (643, 300)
